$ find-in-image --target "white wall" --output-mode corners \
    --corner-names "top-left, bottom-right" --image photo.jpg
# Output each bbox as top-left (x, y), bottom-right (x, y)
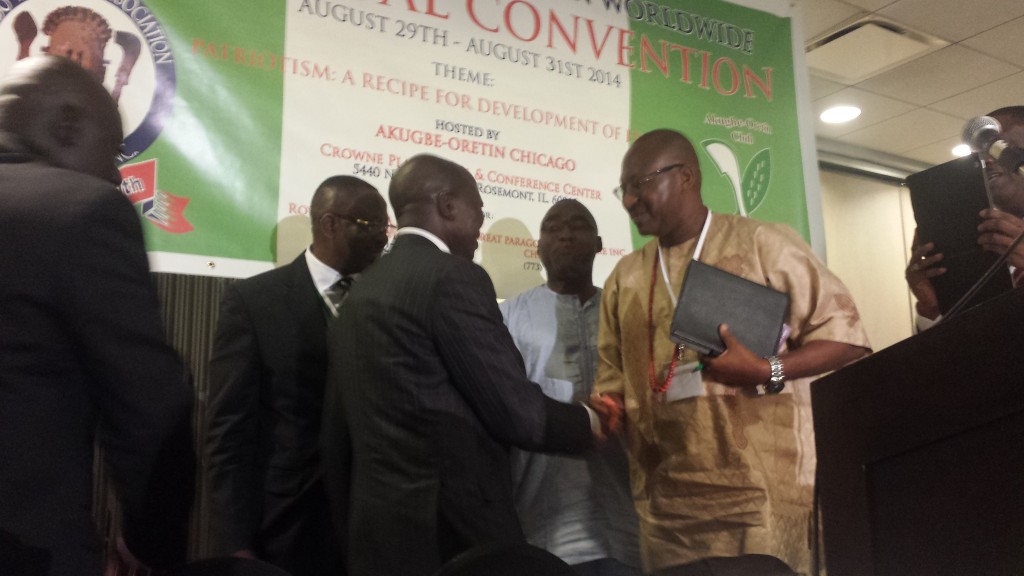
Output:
top-left (818, 168), bottom-right (921, 351)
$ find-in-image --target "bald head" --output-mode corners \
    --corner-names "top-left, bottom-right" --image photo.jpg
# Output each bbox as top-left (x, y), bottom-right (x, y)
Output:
top-left (310, 175), bottom-right (379, 225)
top-left (619, 128), bottom-right (706, 246)
top-left (310, 175), bottom-right (388, 275)
top-left (987, 106), bottom-right (1024, 216)
top-left (538, 199), bottom-right (602, 299)
top-left (627, 129), bottom-right (701, 184)
top-left (0, 55), bottom-right (122, 183)
top-left (389, 155), bottom-right (474, 218)
top-left (989, 106), bottom-right (1024, 133)
top-left (389, 154), bottom-right (483, 259)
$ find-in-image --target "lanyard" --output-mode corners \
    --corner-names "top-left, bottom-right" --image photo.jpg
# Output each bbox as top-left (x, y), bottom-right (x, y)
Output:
top-left (657, 211), bottom-right (711, 307)
top-left (647, 211), bottom-right (711, 393)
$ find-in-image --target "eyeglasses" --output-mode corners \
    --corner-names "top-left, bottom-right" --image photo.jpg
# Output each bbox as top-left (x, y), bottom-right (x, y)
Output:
top-left (613, 163), bottom-right (685, 201)
top-left (327, 213), bottom-right (396, 236)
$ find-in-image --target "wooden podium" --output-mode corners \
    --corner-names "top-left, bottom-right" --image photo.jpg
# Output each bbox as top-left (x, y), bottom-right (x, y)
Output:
top-left (813, 287), bottom-right (1024, 576)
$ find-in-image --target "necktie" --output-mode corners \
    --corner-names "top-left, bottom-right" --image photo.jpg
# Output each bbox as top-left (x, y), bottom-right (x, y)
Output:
top-left (324, 275), bottom-right (354, 318)
top-left (1014, 267), bottom-right (1024, 289)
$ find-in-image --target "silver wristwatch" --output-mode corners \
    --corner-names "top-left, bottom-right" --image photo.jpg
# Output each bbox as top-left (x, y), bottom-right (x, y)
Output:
top-left (764, 355), bottom-right (785, 394)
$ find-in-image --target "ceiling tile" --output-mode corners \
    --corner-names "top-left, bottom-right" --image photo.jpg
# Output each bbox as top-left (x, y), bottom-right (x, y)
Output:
top-left (799, 0), bottom-right (865, 42)
top-left (928, 72), bottom-right (1024, 119)
top-left (962, 16), bottom-right (1024, 67)
top-left (839, 0), bottom-right (897, 10)
top-left (809, 74), bottom-right (848, 100)
top-left (807, 21), bottom-right (944, 84)
top-left (879, 0), bottom-right (1024, 42)
top-left (814, 87), bottom-right (916, 138)
top-left (837, 108), bottom-right (964, 154)
top-left (797, 1), bottom-right (1024, 173)
top-left (901, 135), bottom-right (965, 166)
top-left (855, 45), bottom-right (1018, 106)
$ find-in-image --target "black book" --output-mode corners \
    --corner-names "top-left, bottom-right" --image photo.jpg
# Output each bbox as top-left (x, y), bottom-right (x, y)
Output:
top-left (670, 260), bottom-right (789, 358)
top-left (907, 154), bottom-right (1014, 315)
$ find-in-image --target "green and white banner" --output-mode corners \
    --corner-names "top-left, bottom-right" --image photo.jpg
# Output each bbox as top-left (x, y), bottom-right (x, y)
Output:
top-left (0, 0), bottom-right (818, 294)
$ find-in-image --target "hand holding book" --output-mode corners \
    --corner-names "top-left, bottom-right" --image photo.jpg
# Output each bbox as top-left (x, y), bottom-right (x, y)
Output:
top-left (700, 324), bottom-right (774, 390)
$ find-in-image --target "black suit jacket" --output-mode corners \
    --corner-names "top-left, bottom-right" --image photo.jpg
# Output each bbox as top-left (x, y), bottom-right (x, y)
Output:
top-left (0, 146), bottom-right (194, 575)
top-left (206, 254), bottom-right (339, 575)
top-left (321, 234), bottom-right (593, 576)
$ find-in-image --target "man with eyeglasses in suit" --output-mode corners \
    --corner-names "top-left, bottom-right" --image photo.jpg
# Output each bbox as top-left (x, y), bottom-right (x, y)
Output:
top-left (592, 129), bottom-right (870, 575)
top-left (206, 175), bottom-right (389, 575)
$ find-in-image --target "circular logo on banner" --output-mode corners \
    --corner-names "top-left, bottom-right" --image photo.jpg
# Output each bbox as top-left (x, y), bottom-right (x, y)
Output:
top-left (0, 0), bottom-right (176, 162)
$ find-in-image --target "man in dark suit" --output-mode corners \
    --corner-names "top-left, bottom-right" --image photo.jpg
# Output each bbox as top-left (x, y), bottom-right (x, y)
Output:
top-left (321, 154), bottom-right (606, 576)
top-left (206, 175), bottom-right (389, 575)
top-left (0, 56), bottom-right (194, 575)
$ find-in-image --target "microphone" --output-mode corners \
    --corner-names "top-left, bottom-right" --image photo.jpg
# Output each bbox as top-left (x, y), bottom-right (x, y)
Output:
top-left (962, 116), bottom-right (1024, 177)
top-left (937, 116), bottom-right (1024, 323)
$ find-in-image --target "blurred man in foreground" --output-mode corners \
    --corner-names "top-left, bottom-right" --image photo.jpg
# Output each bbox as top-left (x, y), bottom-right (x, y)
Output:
top-left (0, 55), bottom-right (194, 575)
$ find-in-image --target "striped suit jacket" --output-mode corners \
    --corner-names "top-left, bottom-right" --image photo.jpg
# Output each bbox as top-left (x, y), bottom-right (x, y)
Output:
top-left (321, 233), bottom-right (593, 576)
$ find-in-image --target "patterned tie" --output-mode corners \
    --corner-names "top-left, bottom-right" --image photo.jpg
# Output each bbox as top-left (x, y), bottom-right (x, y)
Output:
top-left (324, 275), bottom-right (354, 318)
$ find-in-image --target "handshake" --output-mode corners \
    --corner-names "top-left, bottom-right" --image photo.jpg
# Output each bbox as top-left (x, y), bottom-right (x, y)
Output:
top-left (588, 393), bottom-right (625, 440)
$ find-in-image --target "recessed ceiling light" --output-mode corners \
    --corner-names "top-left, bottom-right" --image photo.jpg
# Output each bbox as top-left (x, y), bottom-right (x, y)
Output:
top-left (952, 144), bottom-right (971, 157)
top-left (820, 106), bottom-right (861, 124)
